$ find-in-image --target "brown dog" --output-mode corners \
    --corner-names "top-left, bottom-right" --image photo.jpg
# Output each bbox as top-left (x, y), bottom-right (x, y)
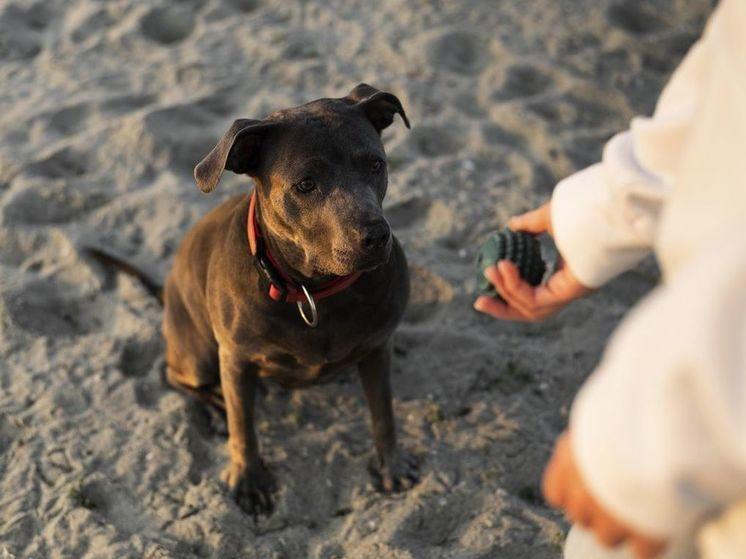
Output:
top-left (90, 84), bottom-right (417, 516)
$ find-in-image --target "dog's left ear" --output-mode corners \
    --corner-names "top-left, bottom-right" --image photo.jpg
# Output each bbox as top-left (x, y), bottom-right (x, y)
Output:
top-left (194, 118), bottom-right (275, 193)
top-left (345, 83), bottom-right (411, 132)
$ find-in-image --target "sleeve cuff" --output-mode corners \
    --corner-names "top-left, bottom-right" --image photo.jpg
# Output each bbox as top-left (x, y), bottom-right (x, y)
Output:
top-left (551, 160), bottom-right (653, 289)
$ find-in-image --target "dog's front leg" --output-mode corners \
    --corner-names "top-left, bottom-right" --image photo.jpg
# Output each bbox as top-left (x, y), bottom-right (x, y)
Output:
top-left (358, 341), bottom-right (419, 493)
top-left (219, 348), bottom-right (275, 517)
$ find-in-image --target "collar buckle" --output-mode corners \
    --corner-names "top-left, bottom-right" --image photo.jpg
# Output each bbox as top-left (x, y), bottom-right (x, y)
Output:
top-left (255, 254), bottom-right (289, 300)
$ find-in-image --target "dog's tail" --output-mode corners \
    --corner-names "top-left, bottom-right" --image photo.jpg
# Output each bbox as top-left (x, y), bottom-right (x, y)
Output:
top-left (84, 246), bottom-right (164, 305)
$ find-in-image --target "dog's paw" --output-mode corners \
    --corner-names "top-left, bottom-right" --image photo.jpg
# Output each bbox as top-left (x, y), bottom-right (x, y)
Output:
top-left (224, 461), bottom-right (277, 518)
top-left (370, 450), bottom-right (420, 493)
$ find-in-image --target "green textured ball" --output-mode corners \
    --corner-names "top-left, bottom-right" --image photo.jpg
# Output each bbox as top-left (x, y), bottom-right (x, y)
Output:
top-left (475, 228), bottom-right (546, 298)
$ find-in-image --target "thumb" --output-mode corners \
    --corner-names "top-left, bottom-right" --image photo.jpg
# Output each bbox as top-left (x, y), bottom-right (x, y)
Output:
top-left (631, 536), bottom-right (668, 559)
top-left (534, 265), bottom-right (592, 306)
top-left (507, 202), bottom-right (552, 235)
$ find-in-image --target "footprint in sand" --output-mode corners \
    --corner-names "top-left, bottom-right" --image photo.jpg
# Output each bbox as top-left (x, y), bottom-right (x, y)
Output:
top-left (527, 92), bottom-right (620, 130)
top-left (404, 264), bottom-right (454, 323)
top-left (69, 475), bottom-right (150, 534)
top-left (560, 134), bottom-right (606, 171)
top-left (100, 94), bottom-right (158, 117)
top-left (66, 6), bottom-right (113, 44)
top-left (2, 181), bottom-right (109, 225)
top-left (642, 31), bottom-right (700, 76)
top-left (185, 429), bottom-right (214, 485)
top-left (186, 399), bottom-right (228, 440)
top-left (45, 104), bottom-right (93, 137)
top-left (607, 2), bottom-right (664, 36)
top-left (226, 0), bottom-right (259, 13)
top-left (387, 194), bottom-right (463, 244)
top-left (0, 27), bottom-right (41, 61)
top-left (427, 29), bottom-right (490, 76)
top-left (493, 64), bottom-right (553, 102)
top-left (23, 147), bottom-right (89, 180)
top-left (409, 124), bottom-right (465, 158)
top-left (0, 2), bottom-right (51, 61)
top-left (193, 89), bottom-right (242, 118)
top-left (0, 229), bottom-right (74, 273)
top-left (282, 31), bottom-right (322, 60)
top-left (202, 0), bottom-right (259, 22)
top-left (119, 337), bottom-right (162, 379)
top-left (141, 103), bottom-right (222, 176)
top-left (481, 123), bottom-right (526, 148)
top-left (0, 414), bottom-right (23, 451)
top-left (3, 280), bottom-right (106, 337)
top-left (132, 376), bottom-right (163, 410)
top-left (386, 196), bottom-right (433, 231)
top-left (139, 6), bottom-right (195, 45)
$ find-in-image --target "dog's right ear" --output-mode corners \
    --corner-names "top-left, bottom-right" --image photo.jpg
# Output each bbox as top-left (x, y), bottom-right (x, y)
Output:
top-left (344, 83), bottom-right (410, 133)
top-left (194, 119), bottom-right (274, 193)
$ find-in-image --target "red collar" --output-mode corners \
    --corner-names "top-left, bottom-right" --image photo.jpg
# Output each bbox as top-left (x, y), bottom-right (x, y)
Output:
top-left (247, 192), bottom-right (362, 303)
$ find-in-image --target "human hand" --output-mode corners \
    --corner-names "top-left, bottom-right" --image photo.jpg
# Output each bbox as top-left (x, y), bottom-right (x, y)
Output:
top-left (473, 203), bottom-right (592, 321)
top-left (543, 432), bottom-right (668, 559)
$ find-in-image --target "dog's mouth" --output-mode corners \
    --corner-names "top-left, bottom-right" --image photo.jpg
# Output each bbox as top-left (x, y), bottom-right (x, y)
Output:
top-left (333, 238), bottom-right (392, 274)
top-left (357, 250), bottom-right (391, 272)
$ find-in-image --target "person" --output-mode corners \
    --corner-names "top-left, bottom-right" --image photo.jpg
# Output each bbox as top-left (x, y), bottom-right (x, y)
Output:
top-left (474, 1), bottom-right (746, 558)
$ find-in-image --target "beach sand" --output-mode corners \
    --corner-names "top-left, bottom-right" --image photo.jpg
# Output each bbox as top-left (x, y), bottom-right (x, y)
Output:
top-left (0, 0), bottom-right (712, 557)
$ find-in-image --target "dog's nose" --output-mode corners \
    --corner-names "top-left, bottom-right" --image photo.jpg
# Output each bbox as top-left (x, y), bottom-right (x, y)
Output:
top-left (362, 220), bottom-right (391, 252)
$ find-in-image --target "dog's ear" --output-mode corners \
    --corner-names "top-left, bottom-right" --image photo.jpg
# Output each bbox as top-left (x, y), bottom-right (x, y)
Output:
top-left (194, 119), bottom-right (274, 193)
top-left (345, 83), bottom-right (410, 133)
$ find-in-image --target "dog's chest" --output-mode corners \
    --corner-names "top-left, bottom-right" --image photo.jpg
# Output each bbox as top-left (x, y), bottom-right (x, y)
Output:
top-left (252, 327), bottom-right (376, 384)
top-left (241, 294), bottom-right (396, 384)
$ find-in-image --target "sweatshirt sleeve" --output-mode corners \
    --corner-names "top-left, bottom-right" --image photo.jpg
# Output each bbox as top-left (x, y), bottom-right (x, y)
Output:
top-left (569, 223), bottom-right (746, 538)
top-left (550, 34), bottom-right (709, 288)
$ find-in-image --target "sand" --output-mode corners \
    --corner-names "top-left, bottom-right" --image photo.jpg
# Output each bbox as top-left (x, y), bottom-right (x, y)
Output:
top-left (0, 0), bottom-right (713, 557)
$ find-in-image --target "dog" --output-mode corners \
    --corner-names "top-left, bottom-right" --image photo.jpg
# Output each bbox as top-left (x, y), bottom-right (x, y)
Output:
top-left (88, 84), bottom-right (417, 516)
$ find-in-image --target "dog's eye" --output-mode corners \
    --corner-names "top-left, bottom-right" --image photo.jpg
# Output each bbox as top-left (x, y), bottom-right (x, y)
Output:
top-left (371, 159), bottom-right (385, 174)
top-left (295, 179), bottom-right (316, 193)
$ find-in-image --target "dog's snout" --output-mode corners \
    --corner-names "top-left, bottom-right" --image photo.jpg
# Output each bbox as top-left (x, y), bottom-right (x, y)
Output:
top-left (362, 220), bottom-right (391, 252)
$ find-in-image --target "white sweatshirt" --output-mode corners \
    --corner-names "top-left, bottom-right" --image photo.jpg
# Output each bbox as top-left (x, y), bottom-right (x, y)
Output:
top-left (550, 0), bottom-right (746, 540)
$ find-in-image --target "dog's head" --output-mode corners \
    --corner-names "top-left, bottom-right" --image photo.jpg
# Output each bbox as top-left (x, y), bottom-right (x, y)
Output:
top-left (194, 84), bottom-right (409, 277)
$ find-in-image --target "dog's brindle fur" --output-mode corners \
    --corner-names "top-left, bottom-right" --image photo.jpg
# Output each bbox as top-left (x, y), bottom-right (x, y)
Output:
top-left (163, 84), bottom-right (416, 515)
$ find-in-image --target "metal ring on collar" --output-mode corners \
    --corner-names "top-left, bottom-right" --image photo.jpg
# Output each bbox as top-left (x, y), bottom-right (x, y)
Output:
top-left (296, 284), bottom-right (318, 328)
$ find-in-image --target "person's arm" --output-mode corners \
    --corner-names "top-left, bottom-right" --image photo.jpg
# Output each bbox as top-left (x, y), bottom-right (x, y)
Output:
top-left (567, 224), bottom-right (746, 542)
top-left (476, 30), bottom-right (709, 320)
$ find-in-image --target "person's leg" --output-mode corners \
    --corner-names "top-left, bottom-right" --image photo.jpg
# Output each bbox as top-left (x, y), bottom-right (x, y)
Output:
top-left (698, 501), bottom-right (746, 559)
top-left (564, 525), bottom-right (697, 559)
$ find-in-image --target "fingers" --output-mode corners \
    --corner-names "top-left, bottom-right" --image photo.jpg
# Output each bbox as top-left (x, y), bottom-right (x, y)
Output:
top-left (543, 434), bottom-right (619, 538)
top-left (489, 263), bottom-right (543, 319)
top-left (593, 518), bottom-right (629, 547)
top-left (507, 202), bottom-right (552, 235)
top-left (473, 295), bottom-right (531, 321)
top-left (496, 261), bottom-right (536, 309)
top-left (630, 536), bottom-right (667, 559)
top-left (542, 434), bottom-right (668, 559)
top-left (565, 484), bottom-right (594, 528)
top-left (482, 263), bottom-right (565, 321)
top-left (541, 465), bottom-right (564, 509)
top-left (540, 262), bottom-right (593, 304)
top-left (474, 259), bottom-right (592, 322)
top-left (542, 433), bottom-right (571, 508)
